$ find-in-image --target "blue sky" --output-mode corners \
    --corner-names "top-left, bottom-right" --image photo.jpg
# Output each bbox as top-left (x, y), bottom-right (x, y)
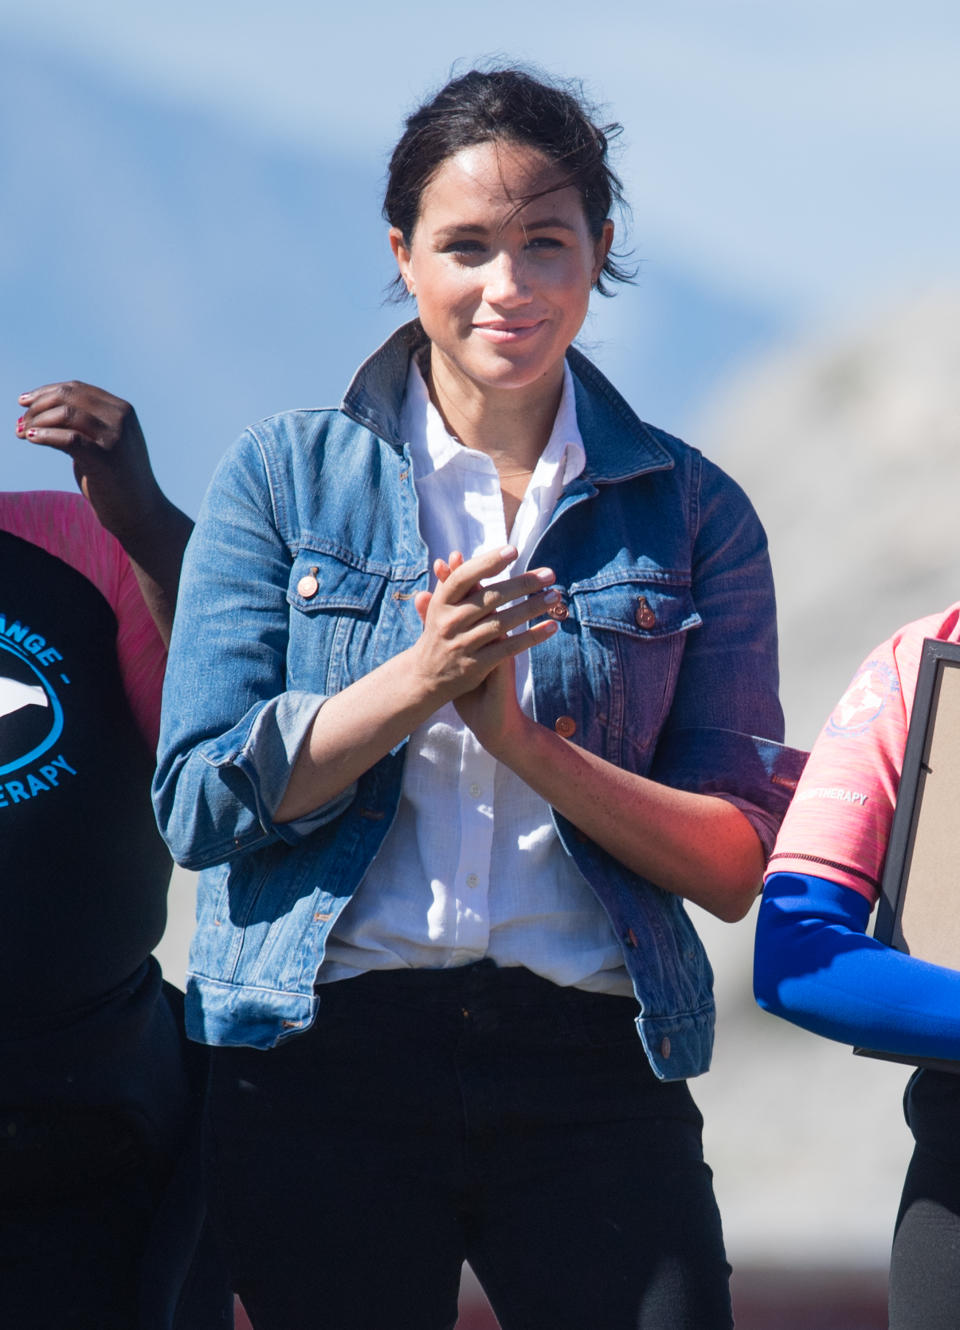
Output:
top-left (8, 0), bottom-right (958, 311)
top-left (3, 0), bottom-right (959, 508)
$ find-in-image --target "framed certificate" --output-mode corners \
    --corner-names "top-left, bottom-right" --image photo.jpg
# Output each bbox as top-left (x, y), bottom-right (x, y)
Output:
top-left (856, 637), bottom-right (960, 1071)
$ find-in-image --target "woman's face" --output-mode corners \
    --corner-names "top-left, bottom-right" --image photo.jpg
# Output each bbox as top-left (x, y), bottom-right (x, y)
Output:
top-left (390, 140), bottom-right (613, 399)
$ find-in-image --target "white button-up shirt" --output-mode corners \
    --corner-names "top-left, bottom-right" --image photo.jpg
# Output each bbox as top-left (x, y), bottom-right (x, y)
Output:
top-left (319, 357), bottom-right (631, 995)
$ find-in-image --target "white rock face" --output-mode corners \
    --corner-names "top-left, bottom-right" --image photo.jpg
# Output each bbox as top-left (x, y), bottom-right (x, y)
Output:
top-left (691, 290), bottom-right (960, 1267)
top-left (704, 288), bottom-right (960, 748)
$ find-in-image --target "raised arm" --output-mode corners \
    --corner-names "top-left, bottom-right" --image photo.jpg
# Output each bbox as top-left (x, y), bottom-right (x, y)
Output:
top-left (449, 460), bottom-right (801, 922)
top-left (16, 381), bottom-right (192, 643)
top-left (153, 427), bottom-right (558, 870)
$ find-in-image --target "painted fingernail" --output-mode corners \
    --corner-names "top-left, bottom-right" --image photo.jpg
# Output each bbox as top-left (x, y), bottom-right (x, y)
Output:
top-left (25, 429), bottom-right (37, 439)
top-left (16, 416), bottom-right (24, 434)
top-left (18, 392), bottom-right (34, 405)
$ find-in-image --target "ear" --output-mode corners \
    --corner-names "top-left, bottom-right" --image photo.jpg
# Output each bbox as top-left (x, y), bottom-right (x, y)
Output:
top-left (389, 226), bottom-right (416, 297)
top-left (592, 220), bottom-right (615, 285)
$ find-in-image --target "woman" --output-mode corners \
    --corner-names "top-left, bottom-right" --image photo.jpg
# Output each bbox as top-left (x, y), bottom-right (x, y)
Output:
top-left (155, 67), bottom-right (801, 1330)
top-left (3, 383), bottom-right (229, 1328)
top-left (755, 603), bottom-right (960, 1330)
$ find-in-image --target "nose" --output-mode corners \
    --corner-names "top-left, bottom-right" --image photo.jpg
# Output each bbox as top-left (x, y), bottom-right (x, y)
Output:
top-left (483, 249), bottom-right (530, 307)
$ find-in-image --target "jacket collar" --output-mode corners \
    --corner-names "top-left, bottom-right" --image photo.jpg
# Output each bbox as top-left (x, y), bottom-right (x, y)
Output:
top-left (340, 320), bottom-right (675, 485)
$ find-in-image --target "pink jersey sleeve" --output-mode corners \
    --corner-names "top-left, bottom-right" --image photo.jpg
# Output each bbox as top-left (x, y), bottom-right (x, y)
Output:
top-left (768, 605), bottom-right (960, 903)
top-left (0, 491), bottom-right (166, 749)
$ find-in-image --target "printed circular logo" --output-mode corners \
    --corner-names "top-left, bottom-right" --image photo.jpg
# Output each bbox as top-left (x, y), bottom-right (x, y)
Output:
top-left (0, 637), bottom-right (65, 776)
top-left (826, 659), bottom-right (900, 737)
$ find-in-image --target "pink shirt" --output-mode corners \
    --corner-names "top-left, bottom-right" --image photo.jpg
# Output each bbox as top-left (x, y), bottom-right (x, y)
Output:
top-left (0, 491), bottom-right (166, 748)
top-left (768, 603), bottom-right (960, 902)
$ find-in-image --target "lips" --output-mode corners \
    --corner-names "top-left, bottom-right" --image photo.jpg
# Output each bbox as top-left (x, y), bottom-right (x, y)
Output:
top-left (472, 320), bottom-right (546, 344)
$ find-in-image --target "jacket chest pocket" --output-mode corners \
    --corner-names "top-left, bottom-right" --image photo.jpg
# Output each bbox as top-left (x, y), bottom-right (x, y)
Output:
top-left (285, 551), bottom-right (408, 695)
top-left (569, 578), bottom-right (701, 763)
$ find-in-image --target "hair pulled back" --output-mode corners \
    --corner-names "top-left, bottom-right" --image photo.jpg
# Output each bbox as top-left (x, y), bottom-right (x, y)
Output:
top-left (384, 66), bottom-right (633, 297)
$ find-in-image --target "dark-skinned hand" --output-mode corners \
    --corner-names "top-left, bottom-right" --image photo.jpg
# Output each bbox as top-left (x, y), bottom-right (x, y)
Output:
top-left (14, 380), bottom-right (193, 643)
top-left (16, 380), bottom-right (164, 544)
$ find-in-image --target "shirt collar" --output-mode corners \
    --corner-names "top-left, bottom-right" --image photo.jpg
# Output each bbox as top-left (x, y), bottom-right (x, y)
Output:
top-left (401, 355), bottom-right (586, 487)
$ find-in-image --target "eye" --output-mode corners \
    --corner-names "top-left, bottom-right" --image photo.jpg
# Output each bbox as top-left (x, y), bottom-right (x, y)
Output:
top-left (441, 239), bottom-right (487, 257)
top-left (526, 236), bottom-right (565, 252)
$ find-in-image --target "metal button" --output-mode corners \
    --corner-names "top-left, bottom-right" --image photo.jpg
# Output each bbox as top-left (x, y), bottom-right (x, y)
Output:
top-left (547, 600), bottom-right (569, 621)
top-left (554, 715), bottom-right (577, 738)
top-left (635, 596), bottom-right (656, 629)
top-left (466, 873), bottom-right (479, 889)
top-left (660, 1036), bottom-right (672, 1059)
top-left (297, 574), bottom-right (319, 599)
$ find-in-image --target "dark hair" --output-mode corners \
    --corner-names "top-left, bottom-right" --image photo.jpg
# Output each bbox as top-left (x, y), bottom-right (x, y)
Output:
top-left (384, 66), bottom-right (634, 298)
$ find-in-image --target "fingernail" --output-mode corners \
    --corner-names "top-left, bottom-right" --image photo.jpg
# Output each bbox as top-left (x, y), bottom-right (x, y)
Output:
top-left (16, 416), bottom-right (24, 434)
top-left (543, 588), bottom-right (560, 604)
top-left (534, 568), bottom-right (555, 583)
top-left (18, 392), bottom-right (34, 405)
top-left (25, 429), bottom-right (37, 439)
top-left (499, 545), bottom-right (517, 559)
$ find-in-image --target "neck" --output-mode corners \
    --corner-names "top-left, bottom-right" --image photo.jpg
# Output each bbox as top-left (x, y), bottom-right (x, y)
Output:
top-left (426, 349), bottom-right (564, 474)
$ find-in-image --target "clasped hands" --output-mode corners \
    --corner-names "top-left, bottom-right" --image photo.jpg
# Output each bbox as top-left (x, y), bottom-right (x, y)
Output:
top-left (411, 544), bottom-right (560, 757)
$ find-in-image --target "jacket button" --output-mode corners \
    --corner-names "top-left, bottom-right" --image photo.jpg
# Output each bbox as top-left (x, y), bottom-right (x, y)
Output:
top-left (547, 599), bottom-right (569, 620)
top-left (635, 597), bottom-right (656, 629)
top-left (554, 715), bottom-right (577, 738)
top-left (297, 574), bottom-right (319, 599)
top-left (660, 1036), bottom-right (672, 1059)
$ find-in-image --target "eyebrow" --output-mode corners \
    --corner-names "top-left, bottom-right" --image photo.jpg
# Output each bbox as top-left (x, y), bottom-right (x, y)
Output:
top-left (433, 217), bottom-right (579, 241)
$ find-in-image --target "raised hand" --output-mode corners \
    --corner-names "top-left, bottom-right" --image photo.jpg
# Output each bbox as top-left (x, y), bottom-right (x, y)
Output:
top-left (16, 381), bottom-right (161, 543)
top-left (15, 381), bottom-right (192, 642)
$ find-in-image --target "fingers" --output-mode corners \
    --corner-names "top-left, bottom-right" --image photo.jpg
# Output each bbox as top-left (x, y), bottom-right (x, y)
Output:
top-left (15, 381), bottom-right (136, 453)
top-left (436, 546), bottom-right (556, 614)
top-left (432, 550), bottom-right (464, 584)
top-left (413, 589), bottom-right (432, 625)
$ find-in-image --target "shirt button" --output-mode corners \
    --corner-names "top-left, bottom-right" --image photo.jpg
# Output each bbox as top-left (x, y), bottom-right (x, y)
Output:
top-left (297, 574), bottom-right (319, 599)
top-left (547, 599), bottom-right (569, 620)
top-left (660, 1036), bottom-right (672, 1059)
top-left (466, 873), bottom-right (479, 889)
top-left (554, 715), bottom-right (577, 738)
top-left (635, 597), bottom-right (657, 629)
top-left (469, 783), bottom-right (481, 799)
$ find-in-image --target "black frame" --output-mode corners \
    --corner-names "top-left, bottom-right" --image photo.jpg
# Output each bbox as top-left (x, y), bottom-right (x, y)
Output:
top-left (855, 637), bottom-right (960, 1072)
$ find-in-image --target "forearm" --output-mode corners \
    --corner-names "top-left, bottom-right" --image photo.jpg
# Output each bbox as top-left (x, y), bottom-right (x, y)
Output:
top-left (755, 873), bottom-right (960, 1058)
top-left (116, 496), bottom-right (194, 645)
top-left (495, 716), bottom-right (765, 921)
top-left (274, 647), bottom-right (443, 822)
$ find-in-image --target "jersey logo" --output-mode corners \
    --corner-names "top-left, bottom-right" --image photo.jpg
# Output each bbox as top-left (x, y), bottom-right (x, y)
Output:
top-left (825, 659), bottom-right (900, 737)
top-left (0, 639), bottom-right (64, 777)
top-left (0, 676), bottom-right (49, 720)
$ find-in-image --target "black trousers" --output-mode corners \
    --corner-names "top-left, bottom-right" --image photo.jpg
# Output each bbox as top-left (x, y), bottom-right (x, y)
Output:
top-left (204, 960), bottom-right (732, 1330)
top-left (890, 1069), bottom-right (960, 1329)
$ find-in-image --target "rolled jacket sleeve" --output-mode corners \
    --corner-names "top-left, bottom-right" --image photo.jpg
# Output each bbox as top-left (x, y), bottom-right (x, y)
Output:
top-left (650, 456), bottom-right (807, 855)
top-left (152, 429), bottom-right (356, 870)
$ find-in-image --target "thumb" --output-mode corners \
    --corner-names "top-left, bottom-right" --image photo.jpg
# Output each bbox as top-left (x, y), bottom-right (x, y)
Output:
top-left (414, 589), bottom-right (432, 625)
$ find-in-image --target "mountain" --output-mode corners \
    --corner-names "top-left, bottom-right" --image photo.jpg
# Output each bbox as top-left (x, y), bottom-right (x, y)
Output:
top-left (700, 288), bottom-right (960, 747)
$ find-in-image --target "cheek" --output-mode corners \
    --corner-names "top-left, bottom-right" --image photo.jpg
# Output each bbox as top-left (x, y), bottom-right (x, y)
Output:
top-left (415, 268), bottom-right (477, 322)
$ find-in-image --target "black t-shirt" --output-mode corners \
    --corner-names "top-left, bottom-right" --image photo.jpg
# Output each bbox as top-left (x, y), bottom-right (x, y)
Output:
top-left (0, 527), bottom-right (171, 1023)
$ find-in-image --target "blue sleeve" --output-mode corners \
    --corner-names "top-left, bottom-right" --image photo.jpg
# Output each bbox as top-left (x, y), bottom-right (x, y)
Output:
top-left (754, 871), bottom-right (960, 1059)
top-left (153, 428), bottom-right (355, 871)
top-left (649, 456), bottom-right (806, 853)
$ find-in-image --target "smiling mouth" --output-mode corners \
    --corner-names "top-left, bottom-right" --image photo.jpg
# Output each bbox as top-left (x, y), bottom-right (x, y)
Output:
top-left (472, 321), bottom-right (546, 343)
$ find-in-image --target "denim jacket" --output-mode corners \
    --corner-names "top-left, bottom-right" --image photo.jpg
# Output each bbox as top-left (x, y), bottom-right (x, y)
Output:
top-left (154, 321), bottom-right (804, 1080)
